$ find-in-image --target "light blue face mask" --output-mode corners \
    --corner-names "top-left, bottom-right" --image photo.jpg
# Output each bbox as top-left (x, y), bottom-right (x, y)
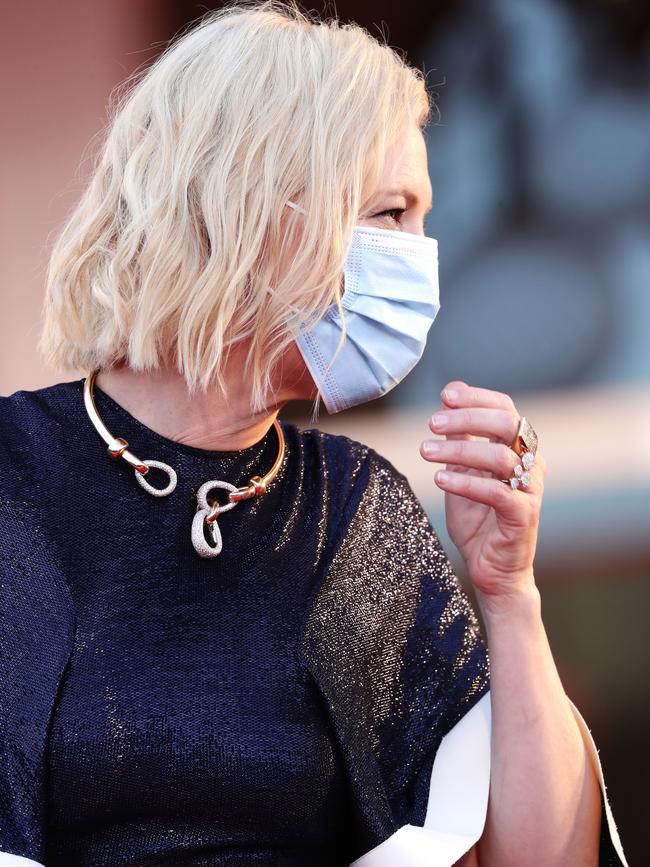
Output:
top-left (285, 200), bottom-right (441, 413)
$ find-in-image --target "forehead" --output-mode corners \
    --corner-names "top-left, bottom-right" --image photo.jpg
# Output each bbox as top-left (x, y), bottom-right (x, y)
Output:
top-left (378, 126), bottom-right (431, 198)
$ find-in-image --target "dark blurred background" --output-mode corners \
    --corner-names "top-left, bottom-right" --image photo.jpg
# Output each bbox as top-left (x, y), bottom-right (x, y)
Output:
top-left (2, 0), bottom-right (648, 860)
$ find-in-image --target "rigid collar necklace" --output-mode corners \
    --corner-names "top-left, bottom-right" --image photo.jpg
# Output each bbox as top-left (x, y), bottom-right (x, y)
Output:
top-left (83, 368), bottom-right (285, 558)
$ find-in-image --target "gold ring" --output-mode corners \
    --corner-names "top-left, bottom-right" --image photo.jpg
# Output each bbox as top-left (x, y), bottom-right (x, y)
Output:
top-left (501, 416), bottom-right (538, 489)
top-left (511, 416), bottom-right (538, 458)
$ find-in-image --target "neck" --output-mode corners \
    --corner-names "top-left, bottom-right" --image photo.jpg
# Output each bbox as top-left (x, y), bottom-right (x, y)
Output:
top-left (93, 348), bottom-right (309, 452)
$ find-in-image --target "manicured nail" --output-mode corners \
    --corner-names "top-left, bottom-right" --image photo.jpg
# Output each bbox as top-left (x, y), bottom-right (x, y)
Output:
top-left (422, 440), bottom-right (440, 455)
top-left (436, 471), bottom-right (449, 484)
top-left (443, 388), bottom-right (458, 402)
top-left (432, 413), bottom-right (448, 430)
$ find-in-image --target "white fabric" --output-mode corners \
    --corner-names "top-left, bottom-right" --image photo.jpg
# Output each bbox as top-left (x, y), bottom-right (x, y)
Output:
top-left (0, 855), bottom-right (44, 866)
top-left (350, 688), bottom-right (629, 866)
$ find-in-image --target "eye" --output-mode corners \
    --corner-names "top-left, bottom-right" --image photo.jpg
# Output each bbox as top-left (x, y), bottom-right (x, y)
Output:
top-left (374, 207), bottom-right (406, 224)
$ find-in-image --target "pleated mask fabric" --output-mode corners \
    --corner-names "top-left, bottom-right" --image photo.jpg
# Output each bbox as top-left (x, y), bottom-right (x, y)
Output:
top-left (286, 202), bottom-right (440, 414)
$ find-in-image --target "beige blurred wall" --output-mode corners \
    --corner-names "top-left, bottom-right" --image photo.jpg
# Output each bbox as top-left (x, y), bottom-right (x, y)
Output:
top-left (0, 0), bottom-right (170, 395)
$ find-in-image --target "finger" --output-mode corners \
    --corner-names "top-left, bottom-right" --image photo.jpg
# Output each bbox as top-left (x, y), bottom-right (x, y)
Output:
top-left (443, 430), bottom-right (477, 446)
top-left (441, 381), bottom-right (517, 412)
top-left (428, 400), bottom-right (478, 445)
top-left (429, 406), bottom-right (520, 445)
top-left (420, 437), bottom-right (538, 484)
top-left (434, 468), bottom-right (537, 521)
top-left (422, 435), bottom-right (495, 479)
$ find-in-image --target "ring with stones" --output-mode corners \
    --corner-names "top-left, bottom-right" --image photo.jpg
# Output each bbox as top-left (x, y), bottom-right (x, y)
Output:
top-left (500, 416), bottom-right (538, 490)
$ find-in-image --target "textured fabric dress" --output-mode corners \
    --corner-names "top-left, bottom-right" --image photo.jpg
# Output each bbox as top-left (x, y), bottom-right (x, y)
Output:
top-left (0, 377), bottom-right (628, 866)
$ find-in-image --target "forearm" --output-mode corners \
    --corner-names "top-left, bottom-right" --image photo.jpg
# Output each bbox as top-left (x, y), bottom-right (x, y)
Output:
top-left (473, 578), bottom-right (602, 867)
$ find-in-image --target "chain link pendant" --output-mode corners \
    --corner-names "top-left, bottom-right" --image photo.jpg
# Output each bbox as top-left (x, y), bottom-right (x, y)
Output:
top-left (133, 459), bottom-right (177, 496)
top-left (191, 480), bottom-right (240, 558)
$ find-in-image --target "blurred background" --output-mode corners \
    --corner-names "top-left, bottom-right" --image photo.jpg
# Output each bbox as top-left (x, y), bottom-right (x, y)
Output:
top-left (2, 0), bottom-right (648, 860)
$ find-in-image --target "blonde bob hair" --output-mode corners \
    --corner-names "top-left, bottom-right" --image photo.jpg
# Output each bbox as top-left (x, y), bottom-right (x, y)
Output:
top-left (39, 0), bottom-right (431, 414)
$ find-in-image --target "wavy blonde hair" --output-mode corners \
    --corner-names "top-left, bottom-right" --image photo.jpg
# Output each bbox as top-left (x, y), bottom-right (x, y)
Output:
top-left (38, 0), bottom-right (431, 414)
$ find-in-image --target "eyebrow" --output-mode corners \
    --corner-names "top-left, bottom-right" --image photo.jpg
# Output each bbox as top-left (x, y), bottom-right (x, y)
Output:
top-left (383, 187), bottom-right (433, 214)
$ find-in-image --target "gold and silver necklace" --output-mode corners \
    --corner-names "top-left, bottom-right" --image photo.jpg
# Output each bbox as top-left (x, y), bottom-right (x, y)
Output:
top-left (83, 368), bottom-right (285, 558)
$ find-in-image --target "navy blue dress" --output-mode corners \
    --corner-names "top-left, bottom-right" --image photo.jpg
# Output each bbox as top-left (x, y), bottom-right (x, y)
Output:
top-left (0, 376), bottom-right (493, 866)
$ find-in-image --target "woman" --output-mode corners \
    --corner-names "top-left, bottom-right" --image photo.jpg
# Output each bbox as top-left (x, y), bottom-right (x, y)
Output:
top-left (0, 2), bottom-right (628, 866)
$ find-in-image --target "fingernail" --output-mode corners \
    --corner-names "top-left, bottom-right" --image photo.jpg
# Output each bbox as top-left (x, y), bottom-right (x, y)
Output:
top-left (422, 440), bottom-right (440, 455)
top-left (432, 413), bottom-right (448, 430)
top-left (436, 471), bottom-right (449, 484)
top-left (443, 388), bottom-right (458, 402)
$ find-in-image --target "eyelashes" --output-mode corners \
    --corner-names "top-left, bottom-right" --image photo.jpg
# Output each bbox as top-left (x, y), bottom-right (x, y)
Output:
top-left (374, 207), bottom-right (406, 224)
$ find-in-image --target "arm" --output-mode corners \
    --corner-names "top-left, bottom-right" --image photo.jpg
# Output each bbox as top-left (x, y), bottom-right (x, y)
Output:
top-left (454, 845), bottom-right (480, 867)
top-left (343, 438), bottom-right (626, 867)
top-left (473, 580), bottom-right (601, 867)
top-left (421, 380), bottom-right (621, 866)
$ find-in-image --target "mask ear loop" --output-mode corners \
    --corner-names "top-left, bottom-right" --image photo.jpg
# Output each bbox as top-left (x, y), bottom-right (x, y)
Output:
top-left (286, 200), bottom-right (307, 214)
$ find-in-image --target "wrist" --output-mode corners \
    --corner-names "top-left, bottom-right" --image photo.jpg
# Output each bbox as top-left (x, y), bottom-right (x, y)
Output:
top-left (474, 577), bottom-right (541, 626)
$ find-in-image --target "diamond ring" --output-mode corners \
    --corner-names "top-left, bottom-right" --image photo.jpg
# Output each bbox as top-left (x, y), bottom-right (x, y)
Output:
top-left (501, 416), bottom-right (538, 490)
